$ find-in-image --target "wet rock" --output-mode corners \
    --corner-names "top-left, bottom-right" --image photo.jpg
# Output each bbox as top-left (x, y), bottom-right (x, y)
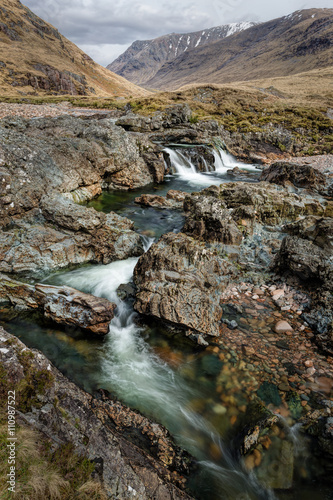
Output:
top-left (260, 161), bottom-right (330, 195)
top-left (0, 274), bottom-right (116, 335)
top-left (232, 401), bottom-right (279, 454)
top-left (178, 146), bottom-right (215, 172)
top-left (227, 167), bottom-right (259, 180)
top-left (0, 328), bottom-right (194, 499)
top-left (134, 190), bottom-right (186, 210)
top-left (133, 232), bottom-right (236, 337)
top-left (183, 193), bottom-right (242, 244)
top-left (116, 282), bottom-right (136, 301)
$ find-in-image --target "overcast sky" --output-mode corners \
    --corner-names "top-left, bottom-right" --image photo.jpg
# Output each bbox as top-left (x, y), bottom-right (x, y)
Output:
top-left (23, 0), bottom-right (333, 67)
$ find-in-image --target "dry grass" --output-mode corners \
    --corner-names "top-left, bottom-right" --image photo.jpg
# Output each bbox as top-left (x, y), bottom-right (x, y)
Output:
top-left (0, 420), bottom-right (107, 499)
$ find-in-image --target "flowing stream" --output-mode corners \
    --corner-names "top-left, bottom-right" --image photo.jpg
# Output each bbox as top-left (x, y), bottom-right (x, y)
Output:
top-left (1, 147), bottom-right (330, 499)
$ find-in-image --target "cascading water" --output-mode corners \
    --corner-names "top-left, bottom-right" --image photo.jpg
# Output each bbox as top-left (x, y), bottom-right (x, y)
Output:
top-left (49, 234), bottom-right (275, 500)
top-left (165, 146), bottom-right (259, 184)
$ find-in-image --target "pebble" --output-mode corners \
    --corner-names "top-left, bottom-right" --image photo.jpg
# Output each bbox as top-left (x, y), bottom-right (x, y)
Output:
top-left (274, 320), bottom-right (293, 334)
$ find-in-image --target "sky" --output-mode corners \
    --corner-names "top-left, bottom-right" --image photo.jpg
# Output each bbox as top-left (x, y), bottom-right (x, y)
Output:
top-left (23, 0), bottom-right (333, 67)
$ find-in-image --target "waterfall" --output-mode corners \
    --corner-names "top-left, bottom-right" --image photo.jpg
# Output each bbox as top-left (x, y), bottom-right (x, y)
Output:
top-left (164, 146), bottom-right (259, 183)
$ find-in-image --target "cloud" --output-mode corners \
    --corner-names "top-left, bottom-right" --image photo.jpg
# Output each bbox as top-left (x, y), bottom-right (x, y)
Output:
top-left (23, 0), bottom-right (333, 66)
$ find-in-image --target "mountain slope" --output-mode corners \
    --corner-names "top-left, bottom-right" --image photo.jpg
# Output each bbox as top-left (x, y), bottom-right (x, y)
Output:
top-left (107, 22), bottom-right (259, 86)
top-left (144, 9), bottom-right (333, 90)
top-left (0, 0), bottom-right (147, 97)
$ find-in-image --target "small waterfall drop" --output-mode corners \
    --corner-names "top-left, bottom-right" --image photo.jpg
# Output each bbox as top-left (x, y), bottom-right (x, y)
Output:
top-left (164, 147), bottom-right (221, 185)
top-left (164, 146), bottom-right (259, 184)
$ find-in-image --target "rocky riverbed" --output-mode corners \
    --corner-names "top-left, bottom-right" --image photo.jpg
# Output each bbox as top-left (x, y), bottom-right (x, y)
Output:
top-left (0, 103), bottom-right (332, 499)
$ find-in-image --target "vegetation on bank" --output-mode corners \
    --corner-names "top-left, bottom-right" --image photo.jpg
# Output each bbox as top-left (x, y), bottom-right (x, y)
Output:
top-left (0, 344), bottom-right (106, 500)
top-left (1, 76), bottom-right (333, 155)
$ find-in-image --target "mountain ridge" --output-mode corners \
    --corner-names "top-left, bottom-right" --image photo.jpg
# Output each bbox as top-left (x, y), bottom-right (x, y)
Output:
top-left (0, 0), bottom-right (147, 97)
top-left (130, 8), bottom-right (333, 90)
top-left (107, 22), bottom-right (259, 86)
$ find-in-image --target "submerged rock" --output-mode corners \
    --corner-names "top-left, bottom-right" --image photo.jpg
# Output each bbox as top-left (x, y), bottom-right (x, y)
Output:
top-left (133, 232), bottom-right (236, 337)
top-left (0, 274), bottom-right (116, 335)
top-left (134, 190), bottom-right (186, 209)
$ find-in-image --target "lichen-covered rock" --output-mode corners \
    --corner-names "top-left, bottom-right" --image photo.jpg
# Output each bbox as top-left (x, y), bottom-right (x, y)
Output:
top-left (0, 274), bottom-right (115, 334)
top-left (183, 192), bottom-right (242, 244)
top-left (0, 328), bottom-right (194, 499)
top-left (218, 182), bottom-right (327, 225)
top-left (133, 232), bottom-right (236, 337)
top-left (0, 115), bottom-right (163, 227)
top-left (283, 217), bottom-right (333, 251)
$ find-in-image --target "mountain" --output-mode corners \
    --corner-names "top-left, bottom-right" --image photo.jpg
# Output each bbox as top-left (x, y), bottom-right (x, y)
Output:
top-left (107, 22), bottom-right (259, 86)
top-left (0, 0), bottom-right (146, 97)
top-left (142, 9), bottom-right (333, 90)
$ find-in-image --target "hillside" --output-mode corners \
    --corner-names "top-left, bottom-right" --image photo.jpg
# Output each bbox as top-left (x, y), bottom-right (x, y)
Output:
top-left (0, 0), bottom-right (147, 97)
top-left (107, 22), bottom-right (258, 86)
top-left (143, 9), bottom-right (333, 90)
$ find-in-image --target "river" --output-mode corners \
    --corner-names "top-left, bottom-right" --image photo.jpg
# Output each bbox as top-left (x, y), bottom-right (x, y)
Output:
top-left (1, 147), bottom-right (331, 500)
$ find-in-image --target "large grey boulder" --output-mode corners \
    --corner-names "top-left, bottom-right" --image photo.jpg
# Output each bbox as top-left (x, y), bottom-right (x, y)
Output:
top-left (133, 232), bottom-right (235, 337)
top-left (0, 115), bottom-right (163, 227)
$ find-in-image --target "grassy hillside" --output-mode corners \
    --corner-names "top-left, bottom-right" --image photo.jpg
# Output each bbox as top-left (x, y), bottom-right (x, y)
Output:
top-left (0, 0), bottom-right (147, 97)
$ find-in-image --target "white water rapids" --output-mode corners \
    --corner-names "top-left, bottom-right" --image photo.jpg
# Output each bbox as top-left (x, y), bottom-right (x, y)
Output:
top-left (53, 232), bottom-right (275, 500)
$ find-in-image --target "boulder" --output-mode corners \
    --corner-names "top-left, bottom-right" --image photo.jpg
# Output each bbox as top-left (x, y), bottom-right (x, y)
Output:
top-left (0, 115), bottom-right (163, 227)
top-left (0, 274), bottom-right (116, 335)
top-left (218, 182), bottom-right (328, 225)
top-left (133, 232), bottom-right (236, 337)
top-left (283, 217), bottom-right (333, 251)
top-left (260, 161), bottom-right (329, 194)
top-left (274, 235), bottom-right (332, 291)
top-left (183, 193), bottom-right (242, 244)
top-left (0, 197), bottom-right (143, 277)
top-left (116, 104), bottom-right (192, 133)
top-left (0, 328), bottom-right (194, 499)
